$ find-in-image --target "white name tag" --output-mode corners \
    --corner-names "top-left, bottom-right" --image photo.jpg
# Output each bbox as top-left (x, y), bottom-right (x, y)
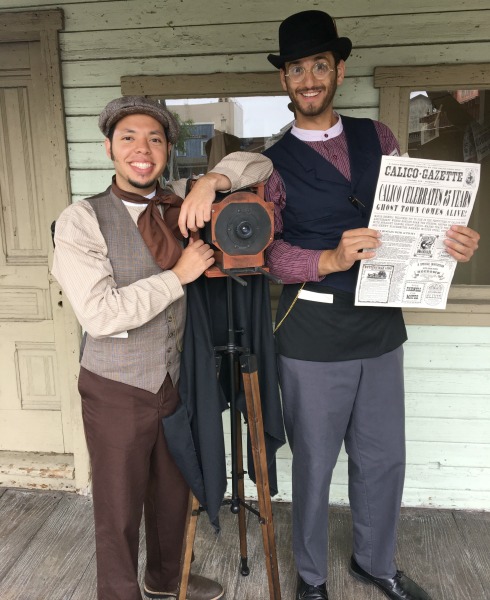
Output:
top-left (109, 331), bottom-right (129, 338)
top-left (298, 289), bottom-right (334, 304)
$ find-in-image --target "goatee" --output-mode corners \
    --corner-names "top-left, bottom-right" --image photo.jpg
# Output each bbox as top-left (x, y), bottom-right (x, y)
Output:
top-left (128, 178), bottom-right (157, 190)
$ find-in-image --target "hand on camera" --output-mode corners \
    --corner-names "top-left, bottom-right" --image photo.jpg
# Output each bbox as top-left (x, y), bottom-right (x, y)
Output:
top-left (178, 173), bottom-right (232, 237)
top-left (171, 238), bottom-right (215, 285)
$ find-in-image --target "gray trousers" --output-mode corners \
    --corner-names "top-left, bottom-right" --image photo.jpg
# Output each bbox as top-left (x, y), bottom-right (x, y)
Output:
top-left (278, 346), bottom-right (405, 586)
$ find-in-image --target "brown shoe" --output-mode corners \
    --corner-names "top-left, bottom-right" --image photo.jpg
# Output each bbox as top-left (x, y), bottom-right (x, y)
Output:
top-left (144, 574), bottom-right (224, 600)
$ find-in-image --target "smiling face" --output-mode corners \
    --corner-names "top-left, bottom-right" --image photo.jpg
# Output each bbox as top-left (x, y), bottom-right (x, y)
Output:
top-left (280, 52), bottom-right (345, 129)
top-left (105, 113), bottom-right (171, 195)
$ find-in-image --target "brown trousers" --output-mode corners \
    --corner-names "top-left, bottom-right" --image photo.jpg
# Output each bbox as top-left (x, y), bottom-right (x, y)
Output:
top-left (79, 367), bottom-right (189, 600)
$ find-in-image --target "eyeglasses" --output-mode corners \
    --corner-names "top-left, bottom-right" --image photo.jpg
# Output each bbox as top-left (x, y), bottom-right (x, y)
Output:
top-left (285, 62), bottom-right (335, 83)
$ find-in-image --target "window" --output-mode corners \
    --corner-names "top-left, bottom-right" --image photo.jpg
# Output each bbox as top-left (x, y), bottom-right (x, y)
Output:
top-left (162, 97), bottom-right (291, 179)
top-left (376, 64), bottom-right (490, 326)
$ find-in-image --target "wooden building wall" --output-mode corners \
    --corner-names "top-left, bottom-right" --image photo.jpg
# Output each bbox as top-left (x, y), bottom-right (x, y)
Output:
top-left (1, 0), bottom-right (489, 509)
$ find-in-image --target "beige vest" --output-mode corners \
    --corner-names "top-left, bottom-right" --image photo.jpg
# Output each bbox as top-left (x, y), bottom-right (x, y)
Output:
top-left (80, 189), bottom-right (184, 393)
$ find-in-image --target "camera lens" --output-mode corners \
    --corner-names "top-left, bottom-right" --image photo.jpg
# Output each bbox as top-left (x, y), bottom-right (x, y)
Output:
top-left (236, 221), bottom-right (253, 239)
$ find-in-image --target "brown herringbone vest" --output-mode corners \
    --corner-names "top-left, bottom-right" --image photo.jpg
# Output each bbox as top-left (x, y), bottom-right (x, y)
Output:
top-left (81, 189), bottom-right (184, 393)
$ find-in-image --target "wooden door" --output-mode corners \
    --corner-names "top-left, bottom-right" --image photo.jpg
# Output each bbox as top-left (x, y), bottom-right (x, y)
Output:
top-left (0, 23), bottom-right (81, 466)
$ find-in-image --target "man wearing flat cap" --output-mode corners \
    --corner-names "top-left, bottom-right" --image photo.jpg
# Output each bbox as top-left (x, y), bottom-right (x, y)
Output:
top-left (52, 96), bottom-right (271, 600)
top-left (179, 10), bottom-right (480, 600)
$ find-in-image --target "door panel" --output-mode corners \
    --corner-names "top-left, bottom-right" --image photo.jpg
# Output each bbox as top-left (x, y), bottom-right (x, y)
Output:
top-left (0, 40), bottom-right (71, 453)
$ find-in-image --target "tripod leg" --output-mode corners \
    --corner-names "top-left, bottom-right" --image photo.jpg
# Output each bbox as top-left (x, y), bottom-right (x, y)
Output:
top-left (240, 354), bottom-right (282, 600)
top-left (234, 408), bottom-right (250, 576)
top-left (177, 492), bottom-right (200, 600)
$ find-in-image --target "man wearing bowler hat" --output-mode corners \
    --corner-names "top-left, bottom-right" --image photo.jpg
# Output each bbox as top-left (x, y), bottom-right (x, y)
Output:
top-left (52, 96), bottom-right (272, 600)
top-left (179, 9), bottom-right (480, 600)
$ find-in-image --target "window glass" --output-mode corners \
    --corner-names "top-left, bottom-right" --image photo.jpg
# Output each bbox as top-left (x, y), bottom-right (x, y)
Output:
top-left (161, 96), bottom-right (291, 179)
top-left (408, 89), bottom-right (489, 285)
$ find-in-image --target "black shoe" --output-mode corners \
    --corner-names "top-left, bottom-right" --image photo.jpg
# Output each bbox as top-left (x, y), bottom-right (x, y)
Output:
top-left (296, 575), bottom-right (328, 600)
top-left (349, 556), bottom-right (431, 600)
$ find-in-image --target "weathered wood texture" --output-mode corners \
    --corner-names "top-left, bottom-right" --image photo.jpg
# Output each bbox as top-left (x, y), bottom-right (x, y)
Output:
top-left (1, 1), bottom-right (489, 507)
top-left (1, 489), bottom-right (489, 600)
top-left (0, 0), bottom-right (486, 198)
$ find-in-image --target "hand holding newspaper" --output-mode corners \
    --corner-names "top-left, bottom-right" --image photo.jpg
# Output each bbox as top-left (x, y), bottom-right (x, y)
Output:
top-left (354, 155), bottom-right (480, 309)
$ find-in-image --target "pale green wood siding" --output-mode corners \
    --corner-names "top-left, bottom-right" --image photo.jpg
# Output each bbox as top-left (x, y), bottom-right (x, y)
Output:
top-left (1, 0), bottom-right (488, 507)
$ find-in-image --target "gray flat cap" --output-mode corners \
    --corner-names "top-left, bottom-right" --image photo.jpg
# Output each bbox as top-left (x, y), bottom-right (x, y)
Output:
top-left (98, 96), bottom-right (179, 144)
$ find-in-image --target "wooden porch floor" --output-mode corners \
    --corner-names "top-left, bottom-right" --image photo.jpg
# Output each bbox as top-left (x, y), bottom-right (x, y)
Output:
top-left (0, 487), bottom-right (489, 600)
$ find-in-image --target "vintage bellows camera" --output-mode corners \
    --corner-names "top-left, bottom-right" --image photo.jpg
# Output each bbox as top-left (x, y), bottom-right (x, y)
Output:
top-left (189, 180), bottom-right (275, 277)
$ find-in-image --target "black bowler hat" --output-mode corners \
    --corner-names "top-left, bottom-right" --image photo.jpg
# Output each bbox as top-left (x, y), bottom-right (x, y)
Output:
top-left (267, 10), bottom-right (352, 69)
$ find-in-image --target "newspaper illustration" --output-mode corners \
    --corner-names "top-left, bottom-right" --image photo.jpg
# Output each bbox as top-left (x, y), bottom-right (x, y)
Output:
top-left (355, 155), bottom-right (480, 309)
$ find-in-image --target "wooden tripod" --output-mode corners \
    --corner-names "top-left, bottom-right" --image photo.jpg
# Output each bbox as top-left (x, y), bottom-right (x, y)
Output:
top-left (177, 275), bottom-right (281, 600)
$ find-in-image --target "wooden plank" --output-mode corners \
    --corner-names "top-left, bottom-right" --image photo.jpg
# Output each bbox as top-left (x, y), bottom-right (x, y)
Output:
top-left (61, 42), bottom-right (490, 86)
top-left (59, 11), bottom-right (490, 61)
top-left (406, 325), bottom-right (490, 344)
top-left (404, 369), bottom-right (490, 395)
top-left (399, 488), bottom-right (490, 510)
top-left (328, 508), bottom-right (377, 599)
top-left (2, 0), bottom-right (488, 23)
top-left (405, 394), bottom-right (490, 420)
top-left (272, 439), bottom-right (490, 469)
top-left (269, 479), bottom-right (490, 509)
top-left (68, 108), bottom-right (378, 157)
top-left (376, 63), bottom-right (490, 88)
top-left (209, 501), bottom-right (295, 599)
top-left (184, 505), bottom-right (242, 597)
top-left (453, 510), bottom-right (490, 591)
top-left (70, 552), bottom-right (97, 600)
top-left (396, 509), bottom-right (486, 599)
top-left (0, 0), bottom-right (102, 7)
top-left (0, 9), bottom-right (63, 33)
top-left (0, 489), bottom-right (62, 582)
top-left (404, 343), bottom-right (490, 370)
top-left (400, 416), bottom-right (488, 443)
top-left (271, 456), bottom-right (490, 492)
top-left (0, 451), bottom-right (75, 491)
top-left (63, 86), bottom-right (121, 115)
top-left (264, 469), bottom-right (486, 508)
top-left (124, 73), bottom-right (377, 104)
top-left (0, 410), bottom-right (65, 454)
top-left (0, 492), bottom-right (95, 600)
top-left (2, 486), bottom-right (490, 598)
top-left (240, 469), bottom-right (490, 510)
top-left (67, 75), bottom-right (374, 118)
top-left (68, 142), bottom-right (111, 167)
top-left (69, 169), bottom-right (113, 196)
top-left (404, 308), bottom-right (490, 327)
top-left (0, 42), bottom-right (31, 70)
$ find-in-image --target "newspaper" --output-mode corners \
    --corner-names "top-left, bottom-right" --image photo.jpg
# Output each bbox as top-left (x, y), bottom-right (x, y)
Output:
top-left (354, 155), bottom-right (480, 309)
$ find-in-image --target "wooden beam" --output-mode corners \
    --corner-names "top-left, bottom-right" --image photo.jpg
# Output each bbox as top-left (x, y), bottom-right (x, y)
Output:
top-left (122, 72), bottom-right (281, 98)
top-left (0, 9), bottom-right (63, 36)
top-left (375, 63), bottom-right (490, 88)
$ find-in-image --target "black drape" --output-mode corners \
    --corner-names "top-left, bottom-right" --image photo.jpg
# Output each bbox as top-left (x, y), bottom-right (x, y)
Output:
top-left (162, 274), bottom-right (286, 529)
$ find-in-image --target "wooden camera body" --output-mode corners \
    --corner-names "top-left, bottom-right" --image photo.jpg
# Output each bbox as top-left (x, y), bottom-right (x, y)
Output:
top-left (188, 181), bottom-right (274, 277)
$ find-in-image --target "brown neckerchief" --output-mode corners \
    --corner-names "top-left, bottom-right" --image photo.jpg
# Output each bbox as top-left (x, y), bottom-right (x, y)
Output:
top-left (111, 176), bottom-right (183, 270)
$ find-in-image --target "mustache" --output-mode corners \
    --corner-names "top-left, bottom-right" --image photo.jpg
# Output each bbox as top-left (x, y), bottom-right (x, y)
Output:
top-left (296, 86), bottom-right (326, 94)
